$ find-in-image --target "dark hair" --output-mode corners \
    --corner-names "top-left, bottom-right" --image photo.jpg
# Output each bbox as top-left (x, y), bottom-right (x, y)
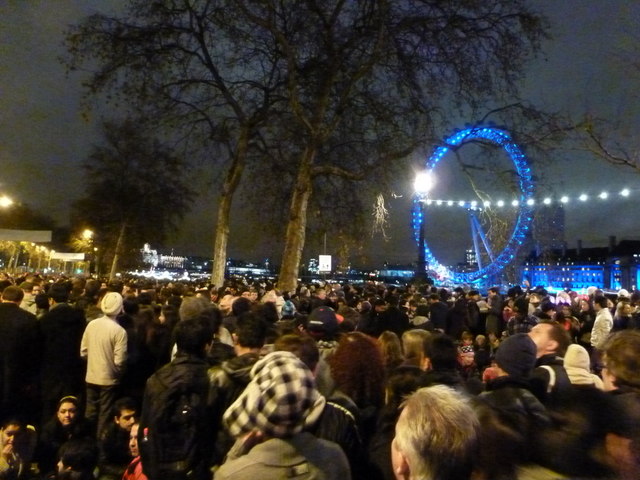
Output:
top-left (58, 438), bottom-right (98, 475)
top-left (174, 317), bottom-right (213, 356)
top-left (594, 296), bottom-right (609, 309)
top-left (1, 286), bottom-right (24, 303)
top-left (137, 291), bottom-right (154, 306)
top-left (57, 395), bottom-right (81, 411)
top-left (112, 397), bottom-right (137, 417)
top-left (232, 297), bottom-right (252, 317)
top-left (48, 283), bottom-right (70, 303)
top-left (122, 295), bottom-right (139, 315)
top-left (425, 334), bottom-right (459, 370)
top-left (35, 292), bottom-right (50, 310)
top-left (274, 334), bottom-right (320, 372)
top-left (235, 312), bottom-right (268, 349)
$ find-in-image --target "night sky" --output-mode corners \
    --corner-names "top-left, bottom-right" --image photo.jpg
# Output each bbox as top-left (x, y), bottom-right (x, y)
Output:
top-left (1, 1), bottom-right (639, 268)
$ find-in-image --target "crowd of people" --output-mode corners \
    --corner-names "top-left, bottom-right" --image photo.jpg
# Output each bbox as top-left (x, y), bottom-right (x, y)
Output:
top-left (0, 271), bottom-right (639, 480)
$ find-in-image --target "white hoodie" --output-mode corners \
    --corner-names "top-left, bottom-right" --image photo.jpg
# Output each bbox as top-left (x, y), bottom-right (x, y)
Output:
top-left (563, 343), bottom-right (604, 390)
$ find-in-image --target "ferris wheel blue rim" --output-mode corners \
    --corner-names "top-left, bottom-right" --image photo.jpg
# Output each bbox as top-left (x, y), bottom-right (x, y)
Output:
top-left (413, 126), bottom-right (534, 283)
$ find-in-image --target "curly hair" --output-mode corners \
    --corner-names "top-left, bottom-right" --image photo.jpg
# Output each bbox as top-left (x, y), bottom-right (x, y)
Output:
top-left (328, 332), bottom-right (385, 409)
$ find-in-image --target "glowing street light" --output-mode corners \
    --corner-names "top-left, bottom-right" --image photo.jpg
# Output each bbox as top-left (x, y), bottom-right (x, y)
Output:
top-left (82, 229), bottom-right (94, 240)
top-left (0, 195), bottom-right (13, 208)
top-left (414, 170), bottom-right (435, 197)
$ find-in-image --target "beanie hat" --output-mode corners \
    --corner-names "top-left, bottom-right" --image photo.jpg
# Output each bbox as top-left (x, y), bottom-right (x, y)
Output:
top-left (101, 292), bottom-right (123, 317)
top-left (307, 306), bottom-right (338, 339)
top-left (223, 351), bottom-right (325, 438)
top-left (495, 333), bottom-right (536, 378)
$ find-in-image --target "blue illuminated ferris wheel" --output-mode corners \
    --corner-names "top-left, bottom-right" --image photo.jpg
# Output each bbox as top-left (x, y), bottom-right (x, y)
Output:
top-left (412, 126), bottom-right (534, 284)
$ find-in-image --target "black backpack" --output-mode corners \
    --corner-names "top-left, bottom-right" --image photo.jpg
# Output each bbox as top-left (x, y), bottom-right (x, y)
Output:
top-left (140, 360), bottom-right (210, 480)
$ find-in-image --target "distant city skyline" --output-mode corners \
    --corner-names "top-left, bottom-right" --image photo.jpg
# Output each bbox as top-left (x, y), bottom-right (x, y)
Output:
top-left (1, 1), bottom-right (639, 269)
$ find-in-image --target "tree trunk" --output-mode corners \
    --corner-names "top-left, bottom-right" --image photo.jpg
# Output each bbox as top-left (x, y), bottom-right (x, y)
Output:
top-left (210, 125), bottom-right (251, 287)
top-left (278, 148), bottom-right (315, 293)
top-left (109, 222), bottom-right (127, 282)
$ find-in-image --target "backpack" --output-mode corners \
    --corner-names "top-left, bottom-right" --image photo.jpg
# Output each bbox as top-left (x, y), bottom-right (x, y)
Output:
top-left (140, 360), bottom-right (210, 480)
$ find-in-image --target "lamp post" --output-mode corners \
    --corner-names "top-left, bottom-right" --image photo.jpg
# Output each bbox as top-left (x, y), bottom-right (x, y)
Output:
top-left (414, 171), bottom-right (434, 281)
top-left (82, 229), bottom-right (94, 274)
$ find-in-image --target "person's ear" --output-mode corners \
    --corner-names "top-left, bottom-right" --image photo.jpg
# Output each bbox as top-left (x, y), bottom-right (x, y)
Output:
top-left (394, 451), bottom-right (410, 479)
top-left (421, 356), bottom-right (432, 371)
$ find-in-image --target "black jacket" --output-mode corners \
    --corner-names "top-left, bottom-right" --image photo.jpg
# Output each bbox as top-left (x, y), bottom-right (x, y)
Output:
top-left (0, 302), bottom-right (41, 419)
top-left (40, 303), bottom-right (86, 407)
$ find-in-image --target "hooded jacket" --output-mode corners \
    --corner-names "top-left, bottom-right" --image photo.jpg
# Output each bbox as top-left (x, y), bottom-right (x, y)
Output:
top-left (563, 344), bottom-right (604, 389)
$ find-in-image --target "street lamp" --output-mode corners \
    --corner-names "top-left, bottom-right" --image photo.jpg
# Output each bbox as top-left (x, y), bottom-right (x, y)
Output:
top-left (0, 195), bottom-right (13, 208)
top-left (414, 170), bottom-right (435, 281)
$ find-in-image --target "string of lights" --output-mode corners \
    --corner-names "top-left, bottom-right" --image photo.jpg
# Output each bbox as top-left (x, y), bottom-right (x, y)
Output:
top-left (419, 187), bottom-right (635, 210)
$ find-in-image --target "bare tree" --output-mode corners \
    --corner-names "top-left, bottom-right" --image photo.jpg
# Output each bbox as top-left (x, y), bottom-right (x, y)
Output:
top-left (64, 1), bottom-right (283, 286)
top-left (73, 119), bottom-right (195, 280)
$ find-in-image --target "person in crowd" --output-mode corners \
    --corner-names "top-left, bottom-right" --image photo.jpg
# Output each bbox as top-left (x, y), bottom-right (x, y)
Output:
top-left (527, 321), bottom-right (572, 405)
top-left (555, 303), bottom-right (581, 341)
top-left (55, 438), bottom-right (98, 480)
top-left (138, 317), bottom-right (214, 480)
top-left (420, 334), bottom-right (467, 393)
top-left (465, 290), bottom-right (482, 335)
top-left (369, 366), bottom-right (423, 480)
top-left (18, 282), bottom-right (37, 315)
top-left (37, 396), bottom-right (92, 478)
top-left (473, 334), bottom-right (491, 375)
top-left (457, 331), bottom-right (476, 379)
top-left (591, 295), bottom-right (613, 374)
top-left (600, 330), bottom-right (640, 480)
top-left (81, 292), bottom-right (128, 437)
top-left (485, 287), bottom-right (504, 336)
top-left (506, 296), bottom-right (538, 335)
top-left (390, 385), bottom-right (479, 480)
top-left (328, 332), bottom-right (385, 448)
top-left (40, 283), bottom-right (87, 423)
top-left (121, 423), bottom-right (147, 480)
top-left (377, 331), bottom-right (404, 376)
top-left (563, 343), bottom-right (604, 389)
top-left (0, 418), bottom-right (36, 480)
top-left (217, 351), bottom-right (351, 480)
top-left (274, 334), bottom-right (366, 479)
top-left (426, 293), bottom-right (448, 333)
top-left (208, 311), bottom-right (267, 466)
top-left (612, 301), bottom-right (633, 332)
top-left (400, 329), bottom-right (430, 370)
top-left (0, 286), bottom-right (41, 425)
top-left (445, 290), bottom-right (468, 340)
top-left (97, 398), bottom-right (137, 480)
top-left (474, 333), bottom-right (548, 479)
top-left (305, 306), bottom-right (341, 397)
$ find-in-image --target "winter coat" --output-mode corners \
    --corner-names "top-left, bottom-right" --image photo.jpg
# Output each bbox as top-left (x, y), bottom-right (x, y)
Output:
top-left (216, 432), bottom-right (351, 480)
top-left (40, 303), bottom-right (87, 411)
